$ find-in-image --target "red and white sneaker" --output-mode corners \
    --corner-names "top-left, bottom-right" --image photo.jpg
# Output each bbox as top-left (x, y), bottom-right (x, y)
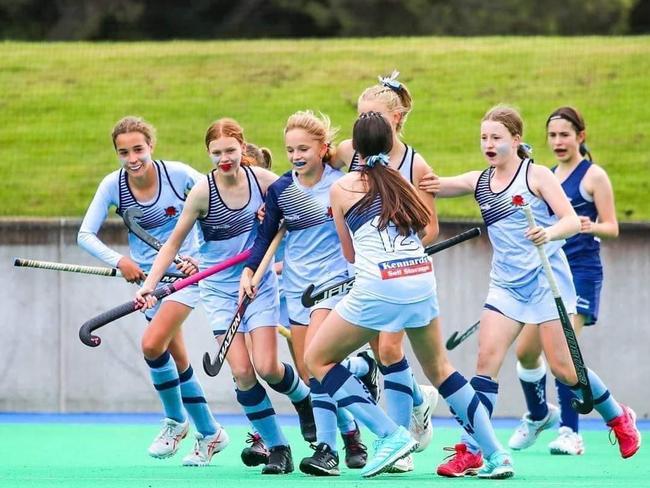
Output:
top-left (182, 428), bottom-right (230, 466)
top-left (607, 405), bottom-right (641, 459)
top-left (436, 443), bottom-right (484, 477)
top-left (148, 418), bottom-right (189, 458)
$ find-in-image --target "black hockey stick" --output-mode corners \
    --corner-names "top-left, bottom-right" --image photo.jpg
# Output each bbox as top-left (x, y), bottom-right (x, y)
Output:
top-left (513, 195), bottom-right (593, 414)
top-left (445, 320), bottom-right (480, 350)
top-left (122, 207), bottom-right (183, 264)
top-left (301, 227), bottom-right (481, 308)
top-left (14, 257), bottom-right (184, 283)
top-left (203, 227), bottom-right (286, 377)
top-left (79, 249), bottom-right (252, 347)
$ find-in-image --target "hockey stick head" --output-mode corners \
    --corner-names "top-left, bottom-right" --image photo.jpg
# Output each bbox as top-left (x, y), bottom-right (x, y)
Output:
top-left (202, 351), bottom-right (222, 377)
top-left (301, 284), bottom-right (316, 308)
top-left (122, 207), bottom-right (165, 251)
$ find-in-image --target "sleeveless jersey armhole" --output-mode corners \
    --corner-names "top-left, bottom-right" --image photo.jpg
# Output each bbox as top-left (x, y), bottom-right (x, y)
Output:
top-left (160, 160), bottom-right (187, 201)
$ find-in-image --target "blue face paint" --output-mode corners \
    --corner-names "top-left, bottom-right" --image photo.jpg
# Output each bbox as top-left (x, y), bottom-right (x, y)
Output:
top-left (496, 143), bottom-right (511, 156)
top-left (209, 154), bottom-right (221, 165)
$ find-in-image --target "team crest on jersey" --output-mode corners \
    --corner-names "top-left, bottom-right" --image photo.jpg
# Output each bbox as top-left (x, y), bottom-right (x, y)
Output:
top-left (164, 206), bottom-right (177, 217)
top-left (377, 256), bottom-right (432, 280)
top-left (326, 206), bottom-right (333, 218)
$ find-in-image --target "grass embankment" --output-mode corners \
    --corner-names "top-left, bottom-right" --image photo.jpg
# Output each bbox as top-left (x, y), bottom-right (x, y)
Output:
top-left (1, 37), bottom-right (648, 219)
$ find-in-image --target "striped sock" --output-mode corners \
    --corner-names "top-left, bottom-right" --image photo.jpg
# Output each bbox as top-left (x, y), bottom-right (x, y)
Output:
top-left (378, 357), bottom-right (413, 428)
top-left (412, 376), bottom-right (424, 407)
top-left (440, 371), bottom-right (502, 458)
top-left (570, 368), bottom-right (623, 422)
top-left (321, 363), bottom-right (397, 438)
top-left (517, 361), bottom-right (549, 421)
top-left (145, 351), bottom-right (186, 424)
top-left (236, 382), bottom-right (287, 448)
top-left (460, 375), bottom-right (498, 454)
top-left (309, 378), bottom-right (338, 451)
top-left (267, 362), bottom-right (310, 403)
top-left (179, 365), bottom-right (217, 436)
top-left (336, 408), bottom-right (357, 435)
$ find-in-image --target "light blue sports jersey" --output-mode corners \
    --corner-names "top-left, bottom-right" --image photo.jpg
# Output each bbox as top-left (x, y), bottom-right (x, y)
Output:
top-left (197, 166), bottom-right (274, 288)
top-left (247, 164), bottom-right (349, 294)
top-left (350, 144), bottom-right (416, 183)
top-left (475, 158), bottom-right (565, 289)
top-left (344, 195), bottom-right (434, 303)
top-left (78, 160), bottom-right (202, 273)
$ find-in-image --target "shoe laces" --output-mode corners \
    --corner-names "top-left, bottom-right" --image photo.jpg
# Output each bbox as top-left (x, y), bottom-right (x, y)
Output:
top-left (246, 432), bottom-right (263, 446)
top-left (342, 431), bottom-right (367, 455)
top-left (608, 413), bottom-right (632, 446)
top-left (441, 444), bottom-right (467, 462)
top-left (309, 442), bottom-right (336, 462)
top-left (157, 420), bottom-right (180, 441)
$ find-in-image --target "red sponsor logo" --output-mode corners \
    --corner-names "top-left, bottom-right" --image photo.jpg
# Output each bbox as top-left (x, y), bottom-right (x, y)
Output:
top-left (378, 256), bottom-right (432, 280)
top-left (165, 206), bottom-right (177, 217)
top-left (326, 206), bottom-right (333, 218)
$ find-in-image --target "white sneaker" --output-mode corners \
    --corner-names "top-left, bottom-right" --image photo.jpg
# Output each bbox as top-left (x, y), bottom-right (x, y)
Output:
top-left (385, 454), bottom-right (414, 473)
top-left (182, 428), bottom-right (230, 466)
top-left (410, 384), bottom-right (439, 453)
top-left (508, 404), bottom-right (560, 451)
top-left (148, 418), bottom-right (190, 458)
top-left (548, 427), bottom-right (585, 455)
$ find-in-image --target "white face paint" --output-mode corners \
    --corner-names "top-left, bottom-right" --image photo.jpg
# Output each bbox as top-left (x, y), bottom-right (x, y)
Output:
top-left (119, 153), bottom-right (152, 169)
top-left (209, 154), bottom-right (221, 165)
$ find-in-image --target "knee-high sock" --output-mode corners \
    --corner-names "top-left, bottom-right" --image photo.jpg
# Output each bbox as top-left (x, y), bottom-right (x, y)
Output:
top-left (568, 368), bottom-right (623, 422)
top-left (321, 364), bottom-right (397, 438)
top-left (555, 378), bottom-right (579, 432)
top-left (146, 351), bottom-right (186, 424)
top-left (341, 356), bottom-right (370, 378)
top-left (460, 375), bottom-right (499, 454)
top-left (236, 382), bottom-right (287, 448)
top-left (267, 362), bottom-right (310, 403)
top-left (378, 357), bottom-right (413, 428)
top-left (441, 372), bottom-right (502, 458)
top-left (310, 378), bottom-right (338, 451)
top-left (336, 407), bottom-right (357, 434)
top-left (179, 365), bottom-right (217, 436)
top-left (517, 361), bottom-right (549, 421)
top-left (412, 377), bottom-right (424, 407)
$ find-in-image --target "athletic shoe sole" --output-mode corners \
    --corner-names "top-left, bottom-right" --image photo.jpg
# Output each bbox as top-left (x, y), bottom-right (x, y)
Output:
top-left (361, 439), bottom-right (418, 478)
top-left (299, 461), bottom-right (341, 476)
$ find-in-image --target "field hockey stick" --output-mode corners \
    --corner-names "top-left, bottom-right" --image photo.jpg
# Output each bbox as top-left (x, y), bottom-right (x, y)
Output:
top-left (512, 195), bottom-right (593, 414)
top-left (278, 324), bottom-right (292, 342)
top-left (203, 226), bottom-right (287, 377)
top-left (14, 257), bottom-right (184, 284)
top-left (79, 249), bottom-right (252, 348)
top-left (445, 319), bottom-right (480, 350)
top-left (301, 226), bottom-right (482, 308)
top-left (122, 207), bottom-right (183, 264)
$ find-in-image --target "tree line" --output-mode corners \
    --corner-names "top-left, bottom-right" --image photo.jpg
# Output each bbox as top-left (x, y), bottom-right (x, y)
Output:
top-left (1, 0), bottom-right (649, 40)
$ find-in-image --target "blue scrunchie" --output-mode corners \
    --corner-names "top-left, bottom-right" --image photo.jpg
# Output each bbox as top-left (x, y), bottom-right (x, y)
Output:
top-left (378, 70), bottom-right (402, 91)
top-left (366, 153), bottom-right (390, 168)
top-left (519, 142), bottom-right (533, 155)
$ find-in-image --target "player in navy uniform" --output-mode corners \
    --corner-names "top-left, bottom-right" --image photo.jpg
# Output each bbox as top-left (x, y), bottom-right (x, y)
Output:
top-left (332, 72), bottom-right (440, 472)
top-left (78, 116), bottom-right (227, 466)
top-left (508, 107), bottom-right (621, 455)
top-left (241, 111), bottom-right (370, 476)
top-left (303, 111), bottom-right (512, 479)
top-left (422, 105), bottom-right (640, 477)
top-left (136, 118), bottom-right (314, 475)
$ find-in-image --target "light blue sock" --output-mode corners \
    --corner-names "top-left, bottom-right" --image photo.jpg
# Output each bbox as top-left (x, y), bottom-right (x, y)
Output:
top-left (179, 365), bottom-right (217, 436)
top-left (336, 408), bottom-right (357, 434)
top-left (378, 357), bottom-right (413, 428)
top-left (309, 378), bottom-right (338, 451)
top-left (145, 351), bottom-right (186, 424)
top-left (569, 368), bottom-right (623, 422)
top-left (460, 375), bottom-right (498, 454)
top-left (412, 377), bottom-right (424, 407)
top-left (341, 356), bottom-right (370, 377)
top-left (321, 364), bottom-right (397, 438)
top-left (236, 382), bottom-right (288, 448)
top-left (267, 362), bottom-right (310, 403)
top-left (439, 371), bottom-right (502, 458)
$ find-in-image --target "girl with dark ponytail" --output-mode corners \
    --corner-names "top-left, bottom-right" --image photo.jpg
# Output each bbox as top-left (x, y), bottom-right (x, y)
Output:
top-left (303, 111), bottom-right (512, 479)
top-left (510, 106), bottom-right (621, 457)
